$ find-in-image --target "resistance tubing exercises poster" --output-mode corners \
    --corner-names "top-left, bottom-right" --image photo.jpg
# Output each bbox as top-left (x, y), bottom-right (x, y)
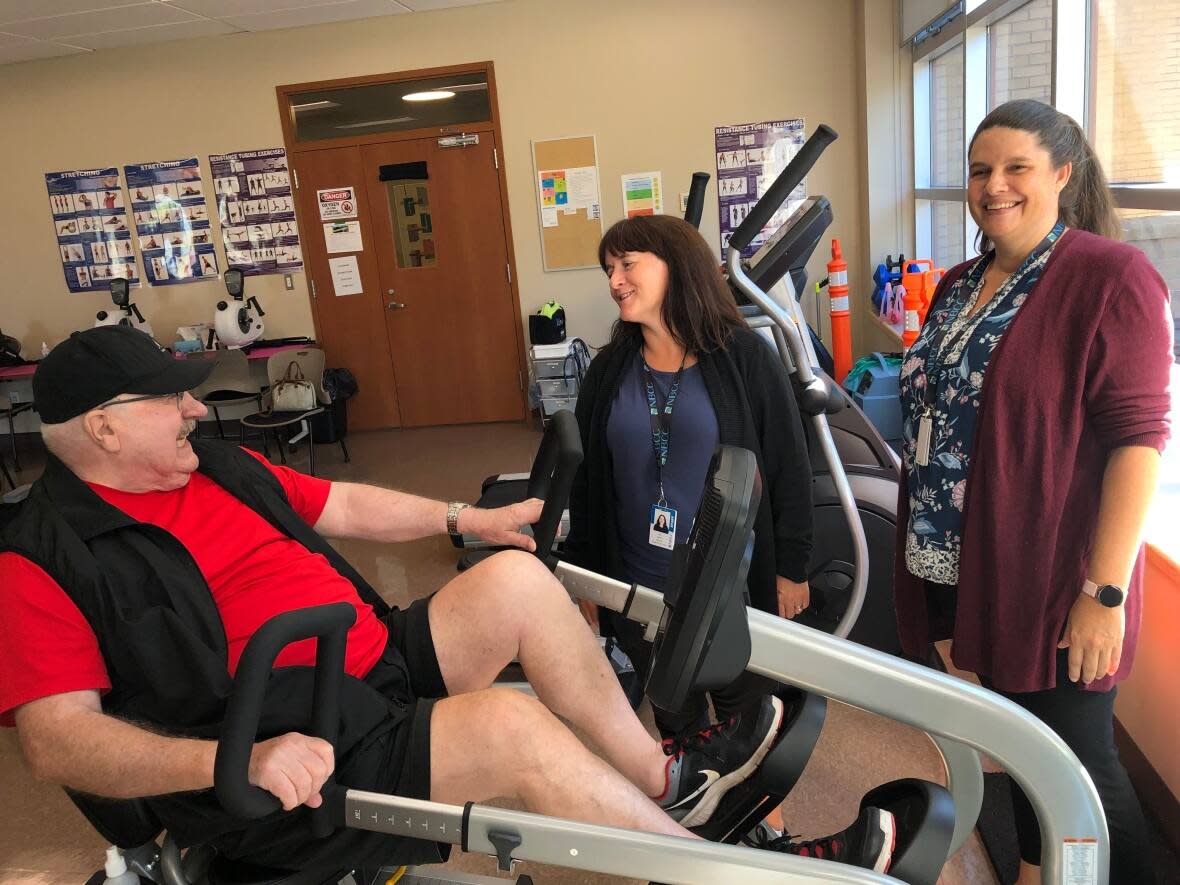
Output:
top-left (45, 167), bottom-right (137, 293)
top-left (210, 147), bottom-right (302, 276)
top-left (714, 119), bottom-right (806, 258)
top-left (124, 157), bottom-right (218, 286)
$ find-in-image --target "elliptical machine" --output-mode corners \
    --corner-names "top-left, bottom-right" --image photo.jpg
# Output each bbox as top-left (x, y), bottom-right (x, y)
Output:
top-left (95, 278), bottom-right (154, 338)
top-left (213, 269), bottom-right (266, 349)
top-left (727, 125), bottom-right (903, 654)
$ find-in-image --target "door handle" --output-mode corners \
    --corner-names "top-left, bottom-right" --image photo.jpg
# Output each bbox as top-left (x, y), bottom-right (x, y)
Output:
top-left (386, 301), bottom-right (407, 310)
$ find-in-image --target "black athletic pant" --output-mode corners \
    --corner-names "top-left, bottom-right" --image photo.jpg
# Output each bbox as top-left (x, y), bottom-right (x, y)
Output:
top-left (980, 652), bottom-right (1154, 883)
top-left (927, 582), bottom-right (1154, 883)
top-left (600, 608), bottom-right (768, 738)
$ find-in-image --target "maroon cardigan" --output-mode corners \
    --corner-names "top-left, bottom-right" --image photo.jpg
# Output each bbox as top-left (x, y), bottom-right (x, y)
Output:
top-left (893, 229), bottom-right (1173, 692)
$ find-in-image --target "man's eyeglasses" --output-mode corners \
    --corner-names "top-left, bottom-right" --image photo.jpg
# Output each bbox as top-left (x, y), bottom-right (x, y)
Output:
top-left (96, 391), bottom-right (187, 410)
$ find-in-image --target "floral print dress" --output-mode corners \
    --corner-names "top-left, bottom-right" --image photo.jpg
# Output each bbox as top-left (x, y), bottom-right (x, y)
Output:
top-left (899, 221), bottom-right (1066, 585)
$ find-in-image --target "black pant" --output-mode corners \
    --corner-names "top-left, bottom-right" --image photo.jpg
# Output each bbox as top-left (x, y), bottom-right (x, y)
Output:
top-left (600, 607), bottom-right (767, 738)
top-left (927, 583), bottom-right (1154, 882)
top-left (981, 653), bottom-right (1154, 883)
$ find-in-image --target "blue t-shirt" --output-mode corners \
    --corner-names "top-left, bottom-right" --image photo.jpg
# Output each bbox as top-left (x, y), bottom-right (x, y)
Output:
top-left (607, 353), bottom-right (719, 591)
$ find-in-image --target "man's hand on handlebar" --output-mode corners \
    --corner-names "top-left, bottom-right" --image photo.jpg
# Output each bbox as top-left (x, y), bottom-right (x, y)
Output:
top-left (457, 498), bottom-right (544, 552)
top-left (248, 732), bottom-right (335, 811)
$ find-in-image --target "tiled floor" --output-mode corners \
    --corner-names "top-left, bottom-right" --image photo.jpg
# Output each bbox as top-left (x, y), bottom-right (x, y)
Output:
top-left (0, 423), bottom-right (998, 884)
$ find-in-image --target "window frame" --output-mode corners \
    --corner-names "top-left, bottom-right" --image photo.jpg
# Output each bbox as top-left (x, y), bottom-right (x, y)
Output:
top-left (912, 0), bottom-right (1180, 267)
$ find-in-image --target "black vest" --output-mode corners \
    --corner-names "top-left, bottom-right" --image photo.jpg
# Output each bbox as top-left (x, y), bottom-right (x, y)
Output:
top-left (2, 441), bottom-right (436, 869)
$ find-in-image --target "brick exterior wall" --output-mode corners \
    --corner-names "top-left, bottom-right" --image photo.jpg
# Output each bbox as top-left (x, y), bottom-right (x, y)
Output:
top-left (990, 0), bottom-right (1053, 106)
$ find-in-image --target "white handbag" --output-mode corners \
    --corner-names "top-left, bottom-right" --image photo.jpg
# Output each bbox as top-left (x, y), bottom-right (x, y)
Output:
top-left (269, 361), bottom-right (317, 412)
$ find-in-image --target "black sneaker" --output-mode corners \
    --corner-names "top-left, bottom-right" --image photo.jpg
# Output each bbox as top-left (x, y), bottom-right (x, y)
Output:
top-left (747, 806), bottom-right (897, 873)
top-left (656, 695), bottom-right (784, 827)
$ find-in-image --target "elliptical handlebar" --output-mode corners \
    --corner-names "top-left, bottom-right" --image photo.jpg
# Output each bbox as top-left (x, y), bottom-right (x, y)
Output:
top-left (525, 408), bottom-right (584, 569)
top-left (727, 124), bottom-right (837, 253)
top-left (683, 172), bottom-right (710, 229)
top-left (214, 602), bottom-right (355, 835)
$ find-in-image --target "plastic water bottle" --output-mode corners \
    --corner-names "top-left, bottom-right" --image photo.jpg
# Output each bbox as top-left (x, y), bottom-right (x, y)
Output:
top-left (102, 846), bottom-right (139, 884)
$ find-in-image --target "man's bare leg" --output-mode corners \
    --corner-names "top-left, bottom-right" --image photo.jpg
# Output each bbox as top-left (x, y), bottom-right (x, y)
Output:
top-left (428, 550), bottom-right (667, 797)
top-left (428, 687), bottom-right (693, 838)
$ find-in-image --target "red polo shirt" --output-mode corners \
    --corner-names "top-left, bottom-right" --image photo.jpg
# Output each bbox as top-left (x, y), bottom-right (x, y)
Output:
top-left (0, 451), bottom-right (389, 726)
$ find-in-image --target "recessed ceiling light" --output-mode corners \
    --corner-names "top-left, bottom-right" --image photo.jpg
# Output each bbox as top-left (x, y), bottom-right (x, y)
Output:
top-left (403, 90), bottom-right (455, 102)
top-left (290, 100), bottom-right (339, 112)
top-left (335, 117), bottom-right (415, 129)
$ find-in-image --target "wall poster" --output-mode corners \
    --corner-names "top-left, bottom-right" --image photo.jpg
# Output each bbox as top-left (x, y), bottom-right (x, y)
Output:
top-left (210, 148), bottom-right (302, 276)
top-left (45, 167), bottom-right (137, 293)
top-left (124, 157), bottom-right (218, 286)
top-left (714, 119), bottom-right (806, 258)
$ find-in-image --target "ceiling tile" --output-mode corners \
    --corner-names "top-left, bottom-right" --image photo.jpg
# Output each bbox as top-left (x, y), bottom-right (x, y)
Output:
top-left (165, 0), bottom-right (354, 17)
top-left (62, 17), bottom-right (240, 50)
top-left (395, 0), bottom-right (503, 10)
top-left (0, 1), bottom-right (132, 27)
top-left (221, 0), bottom-right (409, 32)
top-left (4, 3), bottom-right (202, 40)
top-left (0, 39), bottom-right (89, 63)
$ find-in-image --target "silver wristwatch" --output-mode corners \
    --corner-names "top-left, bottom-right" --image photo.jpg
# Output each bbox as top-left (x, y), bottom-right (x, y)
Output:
top-left (446, 501), bottom-right (471, 535)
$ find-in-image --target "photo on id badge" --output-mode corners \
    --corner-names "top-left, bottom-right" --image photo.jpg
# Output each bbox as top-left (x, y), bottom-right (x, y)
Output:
top-left (649, 505), bottom-right (676, 549)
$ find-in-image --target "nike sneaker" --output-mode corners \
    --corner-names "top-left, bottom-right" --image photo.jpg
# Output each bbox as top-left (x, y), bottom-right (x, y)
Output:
top-left (746, 806), bottom-right (897, 873)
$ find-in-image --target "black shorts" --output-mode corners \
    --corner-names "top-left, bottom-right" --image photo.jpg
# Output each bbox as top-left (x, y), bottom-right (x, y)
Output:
top-left (364, 595), bottom-right (448, 805)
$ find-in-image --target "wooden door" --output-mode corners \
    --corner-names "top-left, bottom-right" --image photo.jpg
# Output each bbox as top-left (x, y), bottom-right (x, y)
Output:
top-left (291, 146), bottom-right (402, 429)
top-left (360, 135), bottom-right (524, 426)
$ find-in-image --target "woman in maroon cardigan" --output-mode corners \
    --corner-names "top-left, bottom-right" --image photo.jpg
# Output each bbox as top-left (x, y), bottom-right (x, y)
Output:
top-left (895, 100), bottom-right (1171, 884)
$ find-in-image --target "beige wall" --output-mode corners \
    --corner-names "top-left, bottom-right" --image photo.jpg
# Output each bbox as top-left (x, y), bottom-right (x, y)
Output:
top-left (0, 0), bottom-right (871, 372)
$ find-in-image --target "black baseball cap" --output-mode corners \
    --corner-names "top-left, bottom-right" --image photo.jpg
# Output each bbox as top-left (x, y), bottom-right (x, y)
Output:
top-left (34, 326), bottom-right (214, 424)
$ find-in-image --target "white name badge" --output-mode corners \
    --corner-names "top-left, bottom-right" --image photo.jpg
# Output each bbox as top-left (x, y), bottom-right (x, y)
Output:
top-left (648, 504), bottom-right (677, 550)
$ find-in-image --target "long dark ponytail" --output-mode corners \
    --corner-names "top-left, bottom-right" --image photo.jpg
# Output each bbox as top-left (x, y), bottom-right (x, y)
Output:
top-left (969, 100), bottom-right (1120, 253)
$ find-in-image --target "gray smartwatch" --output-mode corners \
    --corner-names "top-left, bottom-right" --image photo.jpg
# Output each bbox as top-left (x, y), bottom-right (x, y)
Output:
top-left (1082, 579), bottom-right (1125, 608)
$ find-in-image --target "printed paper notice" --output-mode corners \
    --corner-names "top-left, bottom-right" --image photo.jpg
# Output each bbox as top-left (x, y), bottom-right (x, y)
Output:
top-left (317, 187), bottom-right (357, 220)
top-left (328, 255), bottom-right (362, 296)
top-left (565, 166), bottom-right (599, 208)
top-left (1063, 839), bottom-right (1098, 885)
top-left (541, 207), bottom-right (559, 228)
top-left (323, 220), bottom-right (362, 253)
top-left (621, 172), bottom-right (663, 218)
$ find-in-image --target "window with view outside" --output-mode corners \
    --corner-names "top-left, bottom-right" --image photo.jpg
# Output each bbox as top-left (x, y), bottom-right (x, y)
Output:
top-left (932, 201), bottom-right (966, 269)
top-left (1093, 0), bottom-right (1180, 361)
top-left (989, 0), bottom-right (1052, 108)
top-left (931, 45), bottom-right (965, 187)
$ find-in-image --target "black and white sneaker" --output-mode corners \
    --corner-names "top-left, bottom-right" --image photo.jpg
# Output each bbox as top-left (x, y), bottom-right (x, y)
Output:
top-left (746, 806), bottom-right (897, 873)
top-left (656, 695), bottom-right (784, 828)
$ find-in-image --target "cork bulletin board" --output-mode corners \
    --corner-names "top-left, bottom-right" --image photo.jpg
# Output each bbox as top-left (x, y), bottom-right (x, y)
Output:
top-left (531, 135), bottom-right (603, 271)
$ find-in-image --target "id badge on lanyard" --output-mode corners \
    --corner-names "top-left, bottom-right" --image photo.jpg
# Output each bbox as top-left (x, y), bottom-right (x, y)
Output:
top-left (644, 356), bottom-right (684, 550)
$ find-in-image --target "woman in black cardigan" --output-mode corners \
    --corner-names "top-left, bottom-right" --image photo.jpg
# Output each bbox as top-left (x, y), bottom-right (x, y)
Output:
top-left (564, 214), bottom-right (813, 737)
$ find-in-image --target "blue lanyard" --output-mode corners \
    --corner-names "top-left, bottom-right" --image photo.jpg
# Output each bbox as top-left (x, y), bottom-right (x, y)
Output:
top-left (642, 355), bottom-right (685, 505)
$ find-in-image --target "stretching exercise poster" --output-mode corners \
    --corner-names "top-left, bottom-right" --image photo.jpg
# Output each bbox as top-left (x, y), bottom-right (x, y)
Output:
top-left (210, 147), bottom-right (302, 276)
top-left (45, 167), bottom-right (138, 293)
top-left (714, 119), bottom-right (806, 258)
top-left (124, 157), bottom-right (218, 286)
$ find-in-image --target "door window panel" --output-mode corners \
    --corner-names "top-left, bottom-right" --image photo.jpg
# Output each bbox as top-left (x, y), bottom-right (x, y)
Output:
top-left (289, 71), bottom-right (490, 142)
top-left (382, 163), bottom-right (436, 269)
